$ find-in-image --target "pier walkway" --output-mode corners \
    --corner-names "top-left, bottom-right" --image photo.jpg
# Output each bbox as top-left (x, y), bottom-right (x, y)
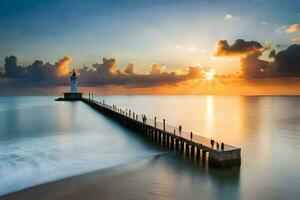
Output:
top-left (80, 97), bottom-right (241, 168)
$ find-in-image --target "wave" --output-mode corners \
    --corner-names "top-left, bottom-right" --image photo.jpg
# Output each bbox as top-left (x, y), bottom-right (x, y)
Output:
top-left (0, 133), bottom-right (161, 196)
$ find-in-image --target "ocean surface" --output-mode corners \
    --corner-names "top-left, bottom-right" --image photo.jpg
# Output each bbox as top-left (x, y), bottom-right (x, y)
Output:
top-left (0, 95), bottom-right (300, 199)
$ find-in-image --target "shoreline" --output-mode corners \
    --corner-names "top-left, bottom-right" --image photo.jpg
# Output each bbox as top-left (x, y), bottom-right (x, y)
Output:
top-left (1, 155), bottom-right (162, 200)
top-left (2, 152), bottom-right (241, 200)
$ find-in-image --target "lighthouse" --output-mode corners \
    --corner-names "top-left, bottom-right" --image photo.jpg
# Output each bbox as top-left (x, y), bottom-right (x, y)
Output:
top-left (56, 70), bottom-right (83, 101)
top-left (70, 70), bottom-right (78, 93)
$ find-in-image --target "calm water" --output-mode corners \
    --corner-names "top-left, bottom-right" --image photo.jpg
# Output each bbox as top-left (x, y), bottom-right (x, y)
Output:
top-left (1, 96), bottom-right (300, 199)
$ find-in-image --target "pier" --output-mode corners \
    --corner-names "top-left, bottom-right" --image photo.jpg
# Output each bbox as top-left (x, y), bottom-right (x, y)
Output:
top-left (79, 97), bottom-right (241, 168)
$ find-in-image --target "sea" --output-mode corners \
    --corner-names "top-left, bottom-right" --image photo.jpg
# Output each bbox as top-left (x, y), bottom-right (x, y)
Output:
top-left (0, 95), bottom-right (300, 199)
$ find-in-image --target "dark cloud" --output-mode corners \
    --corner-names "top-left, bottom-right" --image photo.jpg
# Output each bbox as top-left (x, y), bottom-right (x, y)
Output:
top-left (4, 56), bottom-right (28, 77)
top-left (214, 39), bottom-right (264, 57)
top-left (246, 44), bottom-right (300, 78)
top-left (269, 50), bottom-right (276, 58)
top-left (215, 39), bottom-right (300, 78)
top-left (27, 60), bottom-right (56, 80)
top-left (1, 55), bottom-right (71, 86)
top-left (275, 44), bottom-right (300, 76)
top-left (241, 54), bottom-right (275, 78)
top-left (214, 39), bottom-right (268, 78)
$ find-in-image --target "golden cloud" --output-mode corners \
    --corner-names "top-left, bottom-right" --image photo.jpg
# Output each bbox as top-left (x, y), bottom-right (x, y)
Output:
top-left (285, 24), bottom-right (299, 34)
top-left (291, 36), bottom-right (300, 42)
top-left (55, 56), bottom-right (72, 76)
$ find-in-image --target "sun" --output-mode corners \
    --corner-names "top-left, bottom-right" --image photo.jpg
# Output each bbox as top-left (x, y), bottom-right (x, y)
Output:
top-left (204, 68), bottom-right (216, 81)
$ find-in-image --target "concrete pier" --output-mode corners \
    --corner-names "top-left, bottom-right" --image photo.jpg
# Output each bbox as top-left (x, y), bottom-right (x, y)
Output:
top-left (77, 97), bottom-right (241, 168)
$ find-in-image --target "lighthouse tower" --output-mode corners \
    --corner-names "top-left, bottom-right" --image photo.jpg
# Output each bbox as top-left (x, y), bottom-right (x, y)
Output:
top-left (70, 70), bottom-right (77, 93)
top-left (57, 70), bottom-right (83, 101)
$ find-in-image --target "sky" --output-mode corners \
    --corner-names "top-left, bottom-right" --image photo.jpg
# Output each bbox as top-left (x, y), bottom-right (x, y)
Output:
top-left (1, 0), bottom-right (300, 95)
top-left (1, 0), bottom-right (300, 74)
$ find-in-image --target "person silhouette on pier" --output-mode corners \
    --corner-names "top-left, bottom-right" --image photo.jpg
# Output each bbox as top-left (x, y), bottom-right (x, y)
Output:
top-left (190, 132), bottom-right (193, 140)
top-left (216, 142), bottom-right (219, 150)
top-left (221, 142), bottom-right (224, 151)
top-left (210, 139), bottom-right (215, 148)
top-left (142, 115), bottom-right (147, 123)
top-left (179, 126), bottom-right (182, 134)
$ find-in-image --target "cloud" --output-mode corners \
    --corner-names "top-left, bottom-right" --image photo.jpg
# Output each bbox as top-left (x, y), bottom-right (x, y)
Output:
top-left (188, 66), bottom-right (203, 78)
top-left (285, 24), bottom-right (299, 34)
top-left (27, 60), bottom-right (56, 80)
top-left (1, 56), bottom-right (73, 86)
top-left (224, 14), bottom-right (233, 20)
top-left (77, 59), bottom-right (202, 87)
top-left (275, 44), bottom-right (300, 75)
top-left (55, 56), bottom-right (72, 76)
top-left (291, 36), bottom-right (300, 42)
top-left (187, 66), bottom-right (213, 78)
top-left (0, 55), bottom-right (208, 88)
top-left (215, 39), bottom-right (300, 78)
top-left (4, 56), bottom-right (28, 77)
top-left (214, 39), bottom-right (264, 57)
top-left (124, 63), bottom-right (135, 75)
top-left (264, 41), bottom-right (271, 50)
top-left (92, 57), bottom-right (119, 77)
top-left (5, 40), bottom-right (300, 89)
top-left (240, 53), bottom-right (274, 78)
top-left (269, 50), bottom-right (276, 58)
top-left (150, 63), bottom-right (163, 75)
